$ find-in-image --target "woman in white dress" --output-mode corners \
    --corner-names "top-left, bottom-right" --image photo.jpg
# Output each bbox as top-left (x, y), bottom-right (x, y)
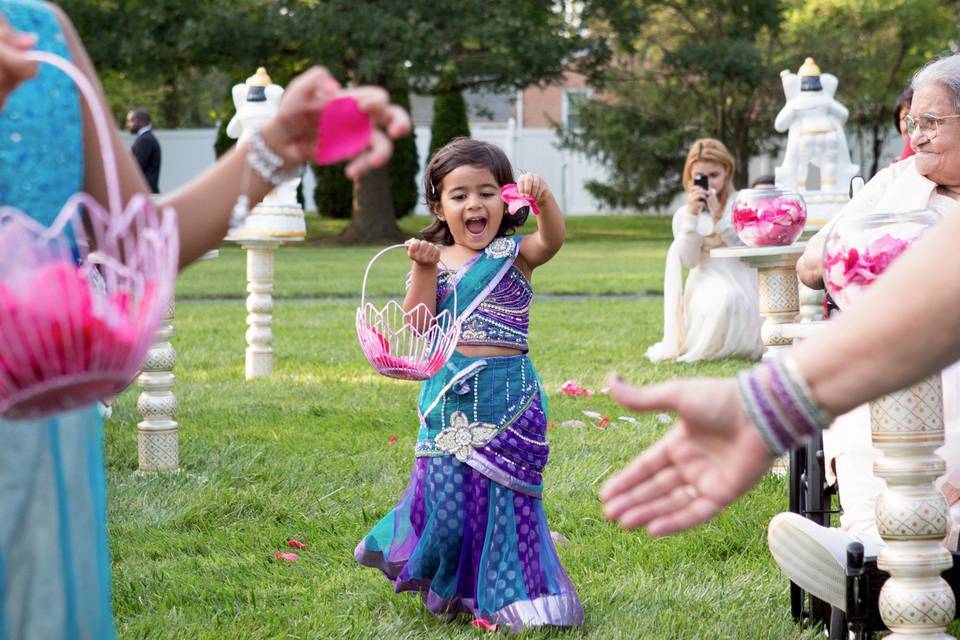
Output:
top-left (647, 138), bottom-right (763, 362)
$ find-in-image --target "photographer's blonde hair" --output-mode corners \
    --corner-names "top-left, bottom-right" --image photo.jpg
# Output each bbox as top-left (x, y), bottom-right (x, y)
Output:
top-left (681, 138), bottom-right (736, 210)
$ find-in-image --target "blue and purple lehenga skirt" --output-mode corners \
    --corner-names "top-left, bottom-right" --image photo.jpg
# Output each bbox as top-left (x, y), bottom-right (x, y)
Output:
top-left (355, 352), bottom-right (583, 632)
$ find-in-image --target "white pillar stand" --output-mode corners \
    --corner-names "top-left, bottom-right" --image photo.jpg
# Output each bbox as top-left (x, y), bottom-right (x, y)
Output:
top-left (136, 296), bottom-right (178, 472)
top-left (135, 249), bottom-right (218, 473)
top-left (711, 244), bottom-right (806, 360)
top-left (712, 244), bottom-right (806, 477)
top-left (240, 238), bottom-right (282, 379)
top-left (872, 376), bottom-right (955, 638)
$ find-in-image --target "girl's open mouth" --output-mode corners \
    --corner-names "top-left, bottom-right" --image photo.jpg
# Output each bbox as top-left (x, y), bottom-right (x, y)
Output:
top-left (465, 216), bottom-right (487, 236)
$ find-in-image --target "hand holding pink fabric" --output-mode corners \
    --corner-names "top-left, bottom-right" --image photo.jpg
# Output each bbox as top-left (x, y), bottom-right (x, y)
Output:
top-left (500, 183), bottom-right (541, 216)
top-left (314, 96), bottom-right (373, 165)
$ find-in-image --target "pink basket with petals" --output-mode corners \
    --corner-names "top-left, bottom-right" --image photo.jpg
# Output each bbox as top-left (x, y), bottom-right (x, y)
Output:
top-left (356, 244), bottom-right (460, 381)
top-left (0, 51), bottom-right (178, 420)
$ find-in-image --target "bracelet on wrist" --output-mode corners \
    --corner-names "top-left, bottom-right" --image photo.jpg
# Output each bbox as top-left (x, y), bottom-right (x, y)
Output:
top-left (737, 353), bottom-right (834, 455)
top-left (247, 126), bottom-right (304, 186)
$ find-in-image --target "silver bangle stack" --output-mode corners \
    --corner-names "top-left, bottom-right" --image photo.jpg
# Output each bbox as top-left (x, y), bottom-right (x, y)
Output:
top-left (247, 126), bottom-right (304, 186)
top-left (737, 353), bottom-right (834, 455)
top-left (228, 126), bottom-right (304, 234)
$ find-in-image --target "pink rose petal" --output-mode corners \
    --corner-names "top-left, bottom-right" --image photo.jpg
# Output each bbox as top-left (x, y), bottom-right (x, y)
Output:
top-left (314, 96), bottom-right (373, 165)
top-left (288, 539), bottom-right (307, 550)
top-left (500, 183), bottom-right (541, 215)
top-left (274, 552), bottom-right (299, 561)
top-left (387, 434), bottom-right (398, 446)
top-left (470, 619), bottom-right (498, 632)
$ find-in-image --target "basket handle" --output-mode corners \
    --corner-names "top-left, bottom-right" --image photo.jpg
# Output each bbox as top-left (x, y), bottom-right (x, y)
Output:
top-left (23, 51), bottom-right (123, 226)
top-left (360, 243), bottom-right (457, 321)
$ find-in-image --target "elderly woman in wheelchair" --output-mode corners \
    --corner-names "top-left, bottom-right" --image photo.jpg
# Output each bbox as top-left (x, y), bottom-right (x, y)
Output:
top-left (767, 51), bottom-right (960, 624)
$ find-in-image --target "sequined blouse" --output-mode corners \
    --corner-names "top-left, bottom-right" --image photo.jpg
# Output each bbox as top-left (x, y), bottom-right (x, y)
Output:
top-left (438, 265), bottom-right (532, 352)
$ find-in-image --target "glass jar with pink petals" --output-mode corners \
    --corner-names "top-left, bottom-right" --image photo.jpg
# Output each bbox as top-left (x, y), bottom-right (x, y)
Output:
top-left (732, 187), bottom-right (807, 247)
top-left (822, 209), bottom-right (942, 309)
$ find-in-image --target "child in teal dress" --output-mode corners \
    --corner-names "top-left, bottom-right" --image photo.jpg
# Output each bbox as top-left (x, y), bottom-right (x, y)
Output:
top-left (356, 138), bottom-right (583, 631)
top-left (0, 4), bottom-right (410, 635)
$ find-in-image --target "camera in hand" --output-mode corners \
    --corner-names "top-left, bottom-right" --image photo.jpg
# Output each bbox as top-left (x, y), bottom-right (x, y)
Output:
top-left (693, 173), bottom-right (709, 205)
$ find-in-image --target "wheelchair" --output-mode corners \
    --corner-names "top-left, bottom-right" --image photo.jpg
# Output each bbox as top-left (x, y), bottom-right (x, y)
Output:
top-left (788, 436), bottom-right (960, 639)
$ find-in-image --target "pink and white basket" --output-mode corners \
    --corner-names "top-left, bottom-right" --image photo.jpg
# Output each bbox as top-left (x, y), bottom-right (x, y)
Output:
top-left (356, 244), bottom-right (460, 381)
top-left (0, 51), bottom-right (178, 420)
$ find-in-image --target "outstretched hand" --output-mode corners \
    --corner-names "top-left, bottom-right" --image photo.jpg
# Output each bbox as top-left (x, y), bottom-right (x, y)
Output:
top-left (0, 17), bottom-right (38, 109)
top-left (599, 375), bottom-right (775, 536)
top-left (263, 66), bottom-right (412, 180)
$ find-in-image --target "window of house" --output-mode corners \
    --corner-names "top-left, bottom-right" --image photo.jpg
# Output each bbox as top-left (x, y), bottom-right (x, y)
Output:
top-left (562, 88), bottom-right (592, 129)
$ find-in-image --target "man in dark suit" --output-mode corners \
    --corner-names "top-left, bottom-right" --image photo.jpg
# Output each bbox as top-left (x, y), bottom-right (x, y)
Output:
top-left (126, 109), bottom-right (161, 193)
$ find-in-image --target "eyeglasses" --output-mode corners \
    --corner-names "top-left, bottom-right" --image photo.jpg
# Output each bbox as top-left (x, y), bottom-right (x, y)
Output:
top-left (904, 112), bottom-right (960, 140)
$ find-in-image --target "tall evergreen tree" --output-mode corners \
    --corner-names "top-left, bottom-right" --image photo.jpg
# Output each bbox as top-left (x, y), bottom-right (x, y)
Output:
top-left (428, 90), bottom-right (470, 158)
top-left (388, 89), bottom-right (420, 218)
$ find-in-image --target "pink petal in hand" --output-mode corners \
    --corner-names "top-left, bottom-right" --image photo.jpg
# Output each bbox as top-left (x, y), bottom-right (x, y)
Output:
top-left (314, 96), bottom-right (373, 165)
top-left (500, 183), bottom-right (541, 215)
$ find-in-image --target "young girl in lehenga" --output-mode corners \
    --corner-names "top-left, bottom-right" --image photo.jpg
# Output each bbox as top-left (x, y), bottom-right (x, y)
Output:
top-left (355, 138), bottom-right (583, 631)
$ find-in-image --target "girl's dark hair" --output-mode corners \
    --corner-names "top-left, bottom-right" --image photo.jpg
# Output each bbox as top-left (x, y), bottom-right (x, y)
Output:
top-left (421, 137), bottom-right (519, 245)
top-left (894, 85), bottom-right (913, 132)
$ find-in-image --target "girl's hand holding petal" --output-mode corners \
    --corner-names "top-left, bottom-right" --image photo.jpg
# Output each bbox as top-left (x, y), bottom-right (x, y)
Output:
top-left (405, 238), bottom-right (440, 268)
top-left (516, 172), bottom-right (551, 206)
top-left (0, 17), bottom-right (38, 109)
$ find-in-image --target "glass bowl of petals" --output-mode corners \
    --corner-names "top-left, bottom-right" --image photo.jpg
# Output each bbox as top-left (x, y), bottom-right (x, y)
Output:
top-left (822, 208), bottom-right (941, 310)
top-left (732, 187), bottom-right (807, 247)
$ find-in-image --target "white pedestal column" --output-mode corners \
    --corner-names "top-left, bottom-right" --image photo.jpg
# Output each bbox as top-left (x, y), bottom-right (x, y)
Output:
top-left (240, 239), bottom-right (281, 379)
top-left (135, 249), bottom-right (218, 473)
top-left (136, 296), bottom-right (178, 472)
top-left (872, 376), bottom-right (955, 638)
top-left (711, 244), bottom-right (806, 360)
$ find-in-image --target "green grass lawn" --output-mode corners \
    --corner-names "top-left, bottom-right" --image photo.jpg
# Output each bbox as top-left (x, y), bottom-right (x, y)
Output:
top-left (106, 216), bottom-right (826, 639)
top-left (174, 214), bottom-right (674, 299)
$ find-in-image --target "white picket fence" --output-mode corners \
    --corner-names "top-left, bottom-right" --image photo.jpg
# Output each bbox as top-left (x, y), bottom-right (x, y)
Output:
top-left (133, 124), bottom-right (905, 215)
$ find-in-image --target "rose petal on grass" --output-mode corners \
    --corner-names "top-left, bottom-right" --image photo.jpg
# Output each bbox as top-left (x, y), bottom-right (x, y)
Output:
top-left (274, 552), bottom-right (299, 561)
top-left (387, 434), bottom-right (398, 446)
top-left (596, 417), bottom-right (610, 429)
top-left (288, 539), bottom-right (308, 550)
top-left (470, 619), bottom-right (498, 632)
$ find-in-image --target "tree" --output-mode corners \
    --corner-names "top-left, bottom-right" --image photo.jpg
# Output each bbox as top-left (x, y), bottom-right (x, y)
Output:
top-left (296, 0), bottom-right (614, 242)
top-left (428, 90), bottom-right (470, 157)
top-left (59, 0), bottom-right (320, 126)
top-left (778, 0), bottom-right (959, 178)
top-left (61, 0), bottom-right (620, 240)
top-left (563, 0), bottom-right (784, 209)
top-left (389, 89), bottom-right (420, 218)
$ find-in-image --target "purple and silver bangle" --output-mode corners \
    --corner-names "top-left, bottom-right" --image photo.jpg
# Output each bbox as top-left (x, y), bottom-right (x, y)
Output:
top-left (737, 354), bottom-right (834, 455)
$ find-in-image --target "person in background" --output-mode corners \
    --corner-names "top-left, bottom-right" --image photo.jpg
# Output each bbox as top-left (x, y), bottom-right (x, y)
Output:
top-left (895, 85), bottom-right (915, 162)
top-left (0, 2), bottom-right (410, 637)
top-left (750, 174), bottom-right (775, 189)
top-left (126, 107), bottom-right (160, 192)
top-left (646, 138), bottom-right (763, 363)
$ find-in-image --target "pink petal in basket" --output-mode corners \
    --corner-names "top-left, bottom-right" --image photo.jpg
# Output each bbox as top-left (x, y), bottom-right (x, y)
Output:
top-left (314, 96), bottom-right (373, 165)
